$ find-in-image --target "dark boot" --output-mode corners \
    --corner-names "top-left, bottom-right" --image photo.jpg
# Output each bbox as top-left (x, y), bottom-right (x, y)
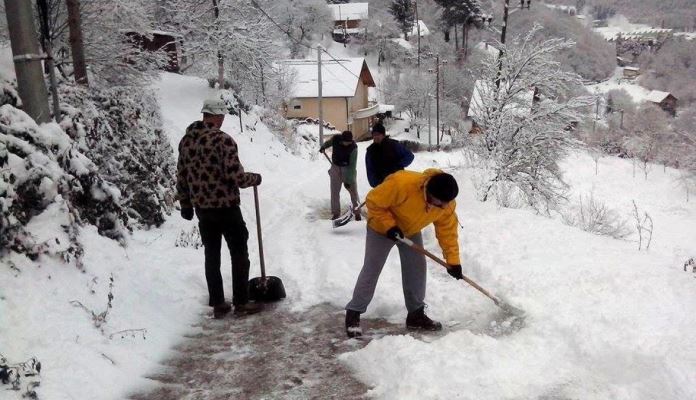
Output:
top-left (354, 211), bottom-right (362, 221)
top-left (331, 213), bottom-right (340, 220)
top-left (406, 307), bottom-right (442, 331)
top-left (345, 310), bottom-right (362, 338)
top-left (213, 302), bottom-right (232, 319)
top-left (234, 302), bottom-right (263, 316)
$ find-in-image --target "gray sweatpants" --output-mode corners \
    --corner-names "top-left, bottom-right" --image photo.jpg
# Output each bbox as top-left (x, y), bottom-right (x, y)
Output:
top-left (346, 227), bottom-right (427, 313)
top-left (329, 164), bottom-right (359, 216)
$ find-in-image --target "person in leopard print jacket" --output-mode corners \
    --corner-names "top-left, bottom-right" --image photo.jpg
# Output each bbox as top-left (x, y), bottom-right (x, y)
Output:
top-left (176, 98), bottom-right (263, 319)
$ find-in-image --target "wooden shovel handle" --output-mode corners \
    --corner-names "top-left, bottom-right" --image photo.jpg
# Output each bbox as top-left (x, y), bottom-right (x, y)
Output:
top-left (253, 185), bottom-right (266, 279)
top-left (398, 237), bottom-right (501, 306)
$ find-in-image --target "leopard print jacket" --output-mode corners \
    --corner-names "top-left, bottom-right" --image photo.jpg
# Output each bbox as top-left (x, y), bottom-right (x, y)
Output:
top-left (176, 121), bottom-right (261, 209)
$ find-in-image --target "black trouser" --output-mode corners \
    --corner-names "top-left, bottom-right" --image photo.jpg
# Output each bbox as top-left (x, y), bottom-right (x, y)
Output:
top-left (196, 206), bottom-right (250, 307)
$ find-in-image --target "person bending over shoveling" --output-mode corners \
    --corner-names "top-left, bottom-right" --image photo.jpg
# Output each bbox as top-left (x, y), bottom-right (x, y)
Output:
top-left (319, 130), bottom-right (360, 221)
top-left (344, 169), bottom-right (464, 338)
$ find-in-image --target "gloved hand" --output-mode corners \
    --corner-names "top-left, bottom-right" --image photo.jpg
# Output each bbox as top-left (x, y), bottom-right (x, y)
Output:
top-left (251, 173), bottom-right (262, 186)
top-left (447, 264), bottom-right (464, 280)
top-left (181, 207), bottom-right (194, 221)
top-left (344, 182), bottom-right (351, 189)
top-left (319, 148), bottom-right (325, 154)
top-left (386, 226), bottom-right (404, 241)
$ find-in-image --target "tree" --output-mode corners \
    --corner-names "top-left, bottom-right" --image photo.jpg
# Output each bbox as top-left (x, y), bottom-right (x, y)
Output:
top-left (433, 0), bottom-right (482, 58)
top-left (269, 0), bottom-right (332, 58)
top-left (469, 26), bottom-right (593, 210)
top-left (158, 0), bottom-right (277, 99)
top-left (622, 105), bottom-right (670, 180)
top-left (390, 0), bottom-right (415, 41)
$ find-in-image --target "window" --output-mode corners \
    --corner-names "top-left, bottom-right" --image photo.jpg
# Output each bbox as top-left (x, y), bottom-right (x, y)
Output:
top-left (293, 105), bottom-right (301, 110)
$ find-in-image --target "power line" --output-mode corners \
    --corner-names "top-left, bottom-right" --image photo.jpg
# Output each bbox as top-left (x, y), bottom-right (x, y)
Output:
top-left (250, 0), bottom-right (396, 99)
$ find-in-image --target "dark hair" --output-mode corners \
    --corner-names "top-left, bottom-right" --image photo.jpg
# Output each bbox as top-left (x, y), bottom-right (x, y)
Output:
top-left (371, 123), bottom-right (386, 135)
top-left (341, 130), bottom-right (353, 141)
top-left (426, 173), bottom-right (459, 202)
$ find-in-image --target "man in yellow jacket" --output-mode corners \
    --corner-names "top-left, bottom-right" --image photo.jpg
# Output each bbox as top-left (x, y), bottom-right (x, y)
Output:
top-left (345, 169), bottom-right (464, 337)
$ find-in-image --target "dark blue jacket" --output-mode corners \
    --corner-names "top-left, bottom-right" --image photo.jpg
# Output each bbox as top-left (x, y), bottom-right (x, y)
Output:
top-left (365, 137), bottom-right (415, 187)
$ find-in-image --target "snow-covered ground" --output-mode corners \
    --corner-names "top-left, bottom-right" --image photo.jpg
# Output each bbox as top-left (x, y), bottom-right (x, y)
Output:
top-left (585, 67), bottom-right (653, 103)
top-left (2, 71), bottom-right (696, 399)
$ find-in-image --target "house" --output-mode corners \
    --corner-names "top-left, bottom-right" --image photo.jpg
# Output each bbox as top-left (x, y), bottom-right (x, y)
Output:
top-left (408, 20), bottom-right (430, 38)
top-left (623, 66), bottom-right (641, 79)
top-left (646, 90), bottom-right (678, 117)
top-left (328, 2), bottom-right (369, 42)
top-left (277, 57), bottom-right (382, 139)
top-left (123, 30), bottom-right (184, 73)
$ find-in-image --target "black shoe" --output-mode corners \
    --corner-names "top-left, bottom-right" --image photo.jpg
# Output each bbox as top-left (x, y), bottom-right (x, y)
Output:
top-left (345, 310), bottom-right (362, 338)
top-left (354, 212), bottom-right (362, 221)
top-left (213, 302), bottom-right (232, 319)
top-left (331, 213), bottom-right (340, 220)
top-left (406, 307), bottom-right (442, 331)
top-left (234, 302), bottom-right (263, 316)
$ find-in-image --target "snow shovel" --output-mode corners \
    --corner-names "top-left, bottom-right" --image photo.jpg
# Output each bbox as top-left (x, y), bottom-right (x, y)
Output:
top-left (397, 237), bottom-right (524, 317)
top-left (333, 201), bottom-right (366, 228)
top-left (248, 185), bottom-right (286, 302)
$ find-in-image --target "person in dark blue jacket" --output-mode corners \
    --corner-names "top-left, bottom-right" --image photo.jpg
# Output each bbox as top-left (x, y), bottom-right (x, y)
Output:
top-left (365, 123), bottom-right (415, 187)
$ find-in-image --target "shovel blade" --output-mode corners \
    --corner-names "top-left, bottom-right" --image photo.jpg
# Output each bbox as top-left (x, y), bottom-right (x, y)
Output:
top-left (249, 276), bottom-right (286, 302)
top-left (332, 210), bottom-right (353, 228)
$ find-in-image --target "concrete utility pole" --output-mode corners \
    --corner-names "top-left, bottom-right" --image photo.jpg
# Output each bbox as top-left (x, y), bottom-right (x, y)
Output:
top-left (4, 0), bottom-right (51, 123)
top-left (495, 0), bottom-right (511, 89)
top-left (317, 45), bottom-right (324, 146)
top-left (435, 54), bottom-right (440, 149)
top-left (66, 0), bottom-right (89, 85)
top-left (415, 0), bottom-right (421, 69)
top-left (37, 0), bottom-right (60, 119)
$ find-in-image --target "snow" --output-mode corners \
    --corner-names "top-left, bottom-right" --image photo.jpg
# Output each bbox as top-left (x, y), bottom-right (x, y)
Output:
top-left (593, 14), bottom-right (672, 41)
top-left (2, 69), bottom-right (696, 399)
top-left (585, 68), bottom-right (653, 103)
top-left (276, 57), bottom-right (370, 98)
top-left (327, 2), bottom-right (368, 22)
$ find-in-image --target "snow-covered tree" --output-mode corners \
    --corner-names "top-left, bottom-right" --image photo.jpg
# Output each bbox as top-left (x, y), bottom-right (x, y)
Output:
top-left (390, 0), bottom-right (415, 41)
top-left (268, 0), bottom-right (332, 58)
top-left (622, 104), bottom-right (670, 180)
top-left (157, 0), bottom-right (277, 98)
top-left (468, 26), bottom-right (593, 210)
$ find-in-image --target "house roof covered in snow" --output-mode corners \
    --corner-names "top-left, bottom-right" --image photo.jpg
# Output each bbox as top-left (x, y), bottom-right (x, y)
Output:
top-left (409, 20), bottom-right (430, 37)
top-left (475, 41), bottom-right (499, 57)
top-left (467, 79), bottom-right (535, 120)
top-left (275, 57), bottom-right (375, 98)
top-left (327, 2), bottom-right (368, 21)
top-left (646, 90), bottom-right (675, 103)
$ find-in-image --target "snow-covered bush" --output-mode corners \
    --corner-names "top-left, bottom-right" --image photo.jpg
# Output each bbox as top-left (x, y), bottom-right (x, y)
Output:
top-left (0, 78), bottom-right (175, 265)
top-left (560, 193), bottom-right (632, 239)
top-left (58, 84), bottom-right (176, 227)
top-left (0, 103), bottom-right (124, 263)
top-left (175, 225), bottom-right (202, 249)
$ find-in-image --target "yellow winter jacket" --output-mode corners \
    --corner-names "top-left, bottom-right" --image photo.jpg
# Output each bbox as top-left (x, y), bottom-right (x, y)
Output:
top-left (366, 169), bottom-right (460, 265)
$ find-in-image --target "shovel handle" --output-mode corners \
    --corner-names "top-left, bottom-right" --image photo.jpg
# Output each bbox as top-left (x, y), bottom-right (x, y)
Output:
top-left (253, 185), bottom-right (266, 279)
top-left (322, 151), bottom-right (333, 165)
top-left (398, 237), bottom-right (501, 306)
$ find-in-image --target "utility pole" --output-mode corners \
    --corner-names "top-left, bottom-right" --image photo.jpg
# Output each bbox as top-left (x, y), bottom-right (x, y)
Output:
top-left (4, 0), bottom-right (51, 123)
top-left (317, 45), bottom-right (324, 146)
top-left (37, 0), bottom-right (60, 119)
top-left (66, 0), bottom-right (88, 85)
top-left (435, 54), bottom-right (440, 150)
top-left (496, 0), bottom-right (511, 89)
top-left (213, 0), bottom-right (224, 89)
top-left (415, 0), bottom-right (421, 70)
